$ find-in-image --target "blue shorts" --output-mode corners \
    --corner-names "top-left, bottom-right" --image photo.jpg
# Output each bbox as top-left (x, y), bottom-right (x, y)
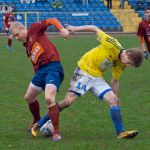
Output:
top-left (31, 61), bottom-right (64, 90)
top-left (6, 30), bottom-right (11, 35)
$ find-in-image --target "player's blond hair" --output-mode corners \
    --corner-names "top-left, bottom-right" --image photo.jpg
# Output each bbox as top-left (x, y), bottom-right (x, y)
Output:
top-left (9, 21), bottom-right (25, 33)
top-left (126, 48), bottom-right (144, 67)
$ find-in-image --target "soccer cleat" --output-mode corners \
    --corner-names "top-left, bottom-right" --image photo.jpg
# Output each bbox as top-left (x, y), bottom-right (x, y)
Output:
top-left (28, 123), bottom-right (35, 132)
top-left (117, 130), bottom-right (139, 139)
top-left (31, 123), bottom-right (41, 138)
top-left (52, 133), bottom-right (62, 142)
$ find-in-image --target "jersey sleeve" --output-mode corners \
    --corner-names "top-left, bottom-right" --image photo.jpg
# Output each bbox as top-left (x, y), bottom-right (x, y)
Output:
top-left (137, 22), bottom-right (144, 37)
top-left (112, 62), bottom-right (125, 80)
top-left (46, 18), bottom-right (63, 30)
top-left (3, 14), bottom-right (7, 28)
top-left (97, 30), bottom-right (123, 51)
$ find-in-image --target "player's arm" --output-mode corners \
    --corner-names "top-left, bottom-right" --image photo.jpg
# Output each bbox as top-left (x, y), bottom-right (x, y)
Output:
top-left (46, 18), bottom-right (69, 39)
top-left (66, 25), bottom-right (101, 33)
top-left (138, 36), bottom-right (149, 59)
top-left (66, 25), bottom-right (115, 47)
top-left (111, 63), bottom-right (125, 95)
top-left (138, 36), bottom-right (146, 51)
top-left (3, 16), bottom-right (8, 30)
top-left (110, 78), bottom-right (119, 95)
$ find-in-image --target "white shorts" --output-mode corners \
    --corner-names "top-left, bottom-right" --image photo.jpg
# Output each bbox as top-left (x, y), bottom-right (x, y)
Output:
top-left (69, 68), bottom-right (112, 100)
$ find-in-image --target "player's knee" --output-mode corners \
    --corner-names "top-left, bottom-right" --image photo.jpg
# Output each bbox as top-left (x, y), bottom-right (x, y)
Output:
top-left (103, 91), bottom-right (120, 106)
top-left (45, 96), bottom-right (55, 106)
top-left (8, 35), bottom-right (13, 39)
top-left (106, 96), bottom-right (120, 107)
top-left (24, 94), bottom-right (28, 101)
top-left (110, 97), bottom-right (120, 106)
top-left (24, 94), bottom-right (32, 103)
top-left (9, 37), bottom-right (13, 40)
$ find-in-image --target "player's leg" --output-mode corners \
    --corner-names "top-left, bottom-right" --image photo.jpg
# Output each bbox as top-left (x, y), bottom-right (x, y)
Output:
top-left (45, 84), bottom-right (62, 141)
top-left (6, 34), bottom-right (13, 51)
top-left (103, 91), bottom-right (124, 135)
top-left (103, 91), bottom-right (138, 139)
top-left (90, 78), bottom-right (138, 139)
top-left (58, 92), bottom-right (78, 111)
top-left (38, 113), bottom-right (49, 127)
top-left (31, 68), bottom-right (61, 138)
top-left (24, 82), bottom-right (42, 130)
top-left (30, 62), bottom-right (64, 141)
top-left (31, 62), bottom-right (64, 139)
top-left (44, 62), bottom-right (64, 142)
top-left (27, 66), bottom-right (48, 130)
top-left (90, 78), bottom-right (123, 134)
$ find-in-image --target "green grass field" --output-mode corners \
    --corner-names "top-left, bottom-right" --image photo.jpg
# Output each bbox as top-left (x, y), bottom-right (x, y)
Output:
top-left (0, 34), bottom-right (149, 150)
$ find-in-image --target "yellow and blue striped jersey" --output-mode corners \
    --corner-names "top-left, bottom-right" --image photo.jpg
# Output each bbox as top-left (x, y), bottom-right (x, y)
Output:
top-left (78, 30), bottom-right (125, 80)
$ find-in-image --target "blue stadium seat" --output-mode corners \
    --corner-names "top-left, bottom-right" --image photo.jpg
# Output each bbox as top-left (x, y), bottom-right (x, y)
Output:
top-left (0, 0), bottom-right (122, 32)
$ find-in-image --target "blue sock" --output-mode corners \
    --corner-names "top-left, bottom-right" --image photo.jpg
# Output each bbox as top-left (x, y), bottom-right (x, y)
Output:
top-left (110, 106), bottom-right (124, 135)
top-left (37, 113), bottom-right (50, 127)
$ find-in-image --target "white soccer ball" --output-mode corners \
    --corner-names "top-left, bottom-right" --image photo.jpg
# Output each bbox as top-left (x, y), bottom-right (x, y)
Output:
top-left (40, 120), bottom-right (54, 137)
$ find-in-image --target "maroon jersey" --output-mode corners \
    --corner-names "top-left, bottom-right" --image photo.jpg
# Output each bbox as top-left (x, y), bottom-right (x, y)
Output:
top-left (137, 20), bottom-right (150, 51)
top-left (3, 13), bottom-right (14, 28)
top-left (23, 20), bottom-right (60, 72)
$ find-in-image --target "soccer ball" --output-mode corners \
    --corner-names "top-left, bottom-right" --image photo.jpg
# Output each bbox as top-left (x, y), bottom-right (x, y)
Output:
top-left (40, 120), bottom-right (54, 137)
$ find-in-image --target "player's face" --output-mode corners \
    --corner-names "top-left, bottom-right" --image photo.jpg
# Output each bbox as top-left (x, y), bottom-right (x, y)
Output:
top-left (120, 51), bottom-right (132, 67)
top-left (7, 7), bottom-right (13, 13)
top-left (12, 28), bottom-right (26, 42)
top-left (145, 10), bottom-right (150, 21)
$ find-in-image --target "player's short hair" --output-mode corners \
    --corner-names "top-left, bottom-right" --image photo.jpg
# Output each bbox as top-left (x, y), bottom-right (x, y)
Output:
top-left (126, 48), bottom-right (144, 67)
top-left (9, 21), bottom-right (25, 33)
top-left (144, 6), bottom-right (150, 12)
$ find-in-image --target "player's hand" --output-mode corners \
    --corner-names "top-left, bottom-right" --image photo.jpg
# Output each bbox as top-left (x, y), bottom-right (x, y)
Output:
top-left (60, 28), bottom-right (69, 40)
top-left (144, 51), bottom-right (149, 59)
top-left (66, 25), bottom-right (76, 33)
top-left (5, 27), bottom-right (9, 31)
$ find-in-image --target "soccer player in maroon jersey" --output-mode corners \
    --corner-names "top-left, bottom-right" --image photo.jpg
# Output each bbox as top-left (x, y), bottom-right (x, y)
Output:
top-left (3, 6), bottom-right (14, 51)
top-left (137, 6), bottom-right (150, 59)
top-left (9, 18), bottom-right (69, 142)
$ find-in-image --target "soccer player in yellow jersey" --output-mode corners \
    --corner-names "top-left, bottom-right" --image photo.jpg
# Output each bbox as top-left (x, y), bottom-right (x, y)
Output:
top-left (31, 25), bottom-right (144, 139)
